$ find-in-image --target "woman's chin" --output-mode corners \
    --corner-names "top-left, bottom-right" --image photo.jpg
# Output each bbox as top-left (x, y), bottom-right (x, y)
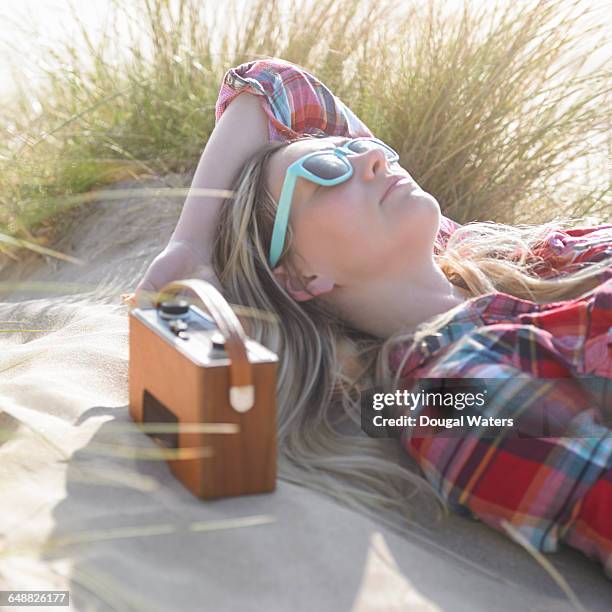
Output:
top-left (414, 189), bottom-right (439, 207)
top-left (395, 189), bottom-right (440, 219)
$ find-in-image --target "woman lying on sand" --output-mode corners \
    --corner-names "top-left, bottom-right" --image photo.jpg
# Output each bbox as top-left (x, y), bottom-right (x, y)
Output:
top-left (130, 58), bottom-right (612, 575)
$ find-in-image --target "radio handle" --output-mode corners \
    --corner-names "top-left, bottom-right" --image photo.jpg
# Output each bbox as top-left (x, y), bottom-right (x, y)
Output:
top-left (156, 279), bottom-right (254, 413)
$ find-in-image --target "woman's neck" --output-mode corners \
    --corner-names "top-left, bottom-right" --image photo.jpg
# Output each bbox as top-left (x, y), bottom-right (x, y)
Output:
top-left (326, 259), bottom-right (471, 339)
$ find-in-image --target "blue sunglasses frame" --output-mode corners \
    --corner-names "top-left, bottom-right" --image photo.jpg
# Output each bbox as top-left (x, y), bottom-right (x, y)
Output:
top-left (268, 137), bottom-right (400, 268)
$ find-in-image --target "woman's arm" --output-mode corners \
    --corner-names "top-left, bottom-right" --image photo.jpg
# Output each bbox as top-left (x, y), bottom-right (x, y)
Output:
top-left (131, 92), bottom-right (268, 306)
top-left (169, 91), bottom-right (268, 252)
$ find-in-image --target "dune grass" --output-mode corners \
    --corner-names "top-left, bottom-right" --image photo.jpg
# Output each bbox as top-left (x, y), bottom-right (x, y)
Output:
top-left (0, 0), bottom-right (609, 265)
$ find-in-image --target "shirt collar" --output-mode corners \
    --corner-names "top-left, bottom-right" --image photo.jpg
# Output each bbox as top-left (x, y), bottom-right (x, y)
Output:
top-left (389, 292), bottom-right (541, 376)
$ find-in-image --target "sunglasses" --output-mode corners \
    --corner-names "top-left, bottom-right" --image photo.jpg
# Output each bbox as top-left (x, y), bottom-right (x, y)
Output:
top-left (268, 137), bottom-right (400, 268)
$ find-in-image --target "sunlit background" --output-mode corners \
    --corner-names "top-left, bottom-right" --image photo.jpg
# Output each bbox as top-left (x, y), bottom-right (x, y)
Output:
top-left (2, 0), bottom-right (609, 102)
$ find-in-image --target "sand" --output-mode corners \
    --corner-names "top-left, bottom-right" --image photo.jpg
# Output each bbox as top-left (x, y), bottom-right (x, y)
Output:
top-left (0, 175), bottom-right (610, 611)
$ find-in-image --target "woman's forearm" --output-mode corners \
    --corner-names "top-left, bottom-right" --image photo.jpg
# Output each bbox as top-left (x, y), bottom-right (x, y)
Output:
top-left (169, 91), bottom-right (269, 258)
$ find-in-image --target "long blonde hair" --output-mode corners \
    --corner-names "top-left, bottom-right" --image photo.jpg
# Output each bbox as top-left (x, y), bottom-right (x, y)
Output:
top-left (212, 137), bottom-right (611, 530)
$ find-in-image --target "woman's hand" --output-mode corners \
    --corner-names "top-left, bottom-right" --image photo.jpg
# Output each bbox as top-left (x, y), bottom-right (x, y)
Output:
top-left (121, 291), bottom-right (138, 309)
top-left (123, 240), bottom-right (219, 309)
top-left (121, 92), bottom-right (268, 311)
top-left (121, 280), bottom-right (157, 310)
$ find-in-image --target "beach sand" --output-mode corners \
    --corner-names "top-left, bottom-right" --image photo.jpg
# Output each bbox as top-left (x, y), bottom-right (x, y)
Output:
top-left (0, 175), bottom-right (610, 611)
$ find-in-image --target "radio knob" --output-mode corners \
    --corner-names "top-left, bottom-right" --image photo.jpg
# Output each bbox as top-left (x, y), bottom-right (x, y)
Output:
top-left (211, 332), bottom-right (226, 351)
top-left (169, 319), bottom-right (189, 337)
top-left (159, 300), bottom-right (190, 319)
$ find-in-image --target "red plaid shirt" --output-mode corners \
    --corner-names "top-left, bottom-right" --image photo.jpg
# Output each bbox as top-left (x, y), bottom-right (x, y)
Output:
top-left (390, 225), bottom-right (612, 575)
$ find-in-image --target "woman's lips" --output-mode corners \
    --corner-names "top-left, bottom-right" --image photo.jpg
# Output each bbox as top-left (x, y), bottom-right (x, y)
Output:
top-left (381, 178), bottom-right (414, 204)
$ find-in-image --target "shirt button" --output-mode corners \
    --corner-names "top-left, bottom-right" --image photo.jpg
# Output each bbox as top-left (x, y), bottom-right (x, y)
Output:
top-left (420, 333), bottom-right (443, 357)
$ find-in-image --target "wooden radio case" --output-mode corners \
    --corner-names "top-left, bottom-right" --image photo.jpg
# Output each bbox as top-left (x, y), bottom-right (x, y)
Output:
top-left (129, 279), bottom-right (278, 499)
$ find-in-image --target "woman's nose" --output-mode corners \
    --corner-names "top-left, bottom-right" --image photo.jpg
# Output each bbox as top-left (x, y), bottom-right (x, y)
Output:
top-left (355, 146), bottom-right (389, 180)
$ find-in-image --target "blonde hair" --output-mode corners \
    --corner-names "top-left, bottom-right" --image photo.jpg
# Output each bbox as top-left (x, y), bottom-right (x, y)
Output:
top-left (212, 137), bottom-right (611, 530)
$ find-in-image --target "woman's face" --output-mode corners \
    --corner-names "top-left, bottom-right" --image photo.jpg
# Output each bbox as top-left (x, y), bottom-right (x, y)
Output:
top-left (265, 136), bottom-right (441, 286)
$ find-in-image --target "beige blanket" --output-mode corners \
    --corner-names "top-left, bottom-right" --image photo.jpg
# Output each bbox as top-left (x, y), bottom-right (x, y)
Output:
top-left (1, 176), bottom-right (609, 611)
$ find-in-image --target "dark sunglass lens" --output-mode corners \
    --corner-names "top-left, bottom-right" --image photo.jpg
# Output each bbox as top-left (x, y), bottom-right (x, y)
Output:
top-left (303, 154), bottom-right (349, 180)
top-left (348, 139), bottom-right (395, 160)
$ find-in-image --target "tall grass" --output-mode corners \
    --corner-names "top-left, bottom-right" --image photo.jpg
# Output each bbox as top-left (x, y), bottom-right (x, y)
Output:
top-left (0, 0), bottom-right (609, 263)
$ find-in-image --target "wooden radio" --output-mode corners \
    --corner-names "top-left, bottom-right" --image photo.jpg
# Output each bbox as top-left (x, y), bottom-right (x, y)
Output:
top-left (128, 279), bottom-right (278, 499)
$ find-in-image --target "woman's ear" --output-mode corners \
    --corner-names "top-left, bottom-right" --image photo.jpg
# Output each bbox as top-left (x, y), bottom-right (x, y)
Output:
top-left (273, 265), bottom-right (335, 302)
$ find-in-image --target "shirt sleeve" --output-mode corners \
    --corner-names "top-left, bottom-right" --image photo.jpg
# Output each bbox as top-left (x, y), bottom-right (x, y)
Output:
top-left (396, 326), bottom-right (612, 576)
top-left (531, 224), bottom-right (612, 279)
top-left (215, 57), bottom-right (374, 142)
